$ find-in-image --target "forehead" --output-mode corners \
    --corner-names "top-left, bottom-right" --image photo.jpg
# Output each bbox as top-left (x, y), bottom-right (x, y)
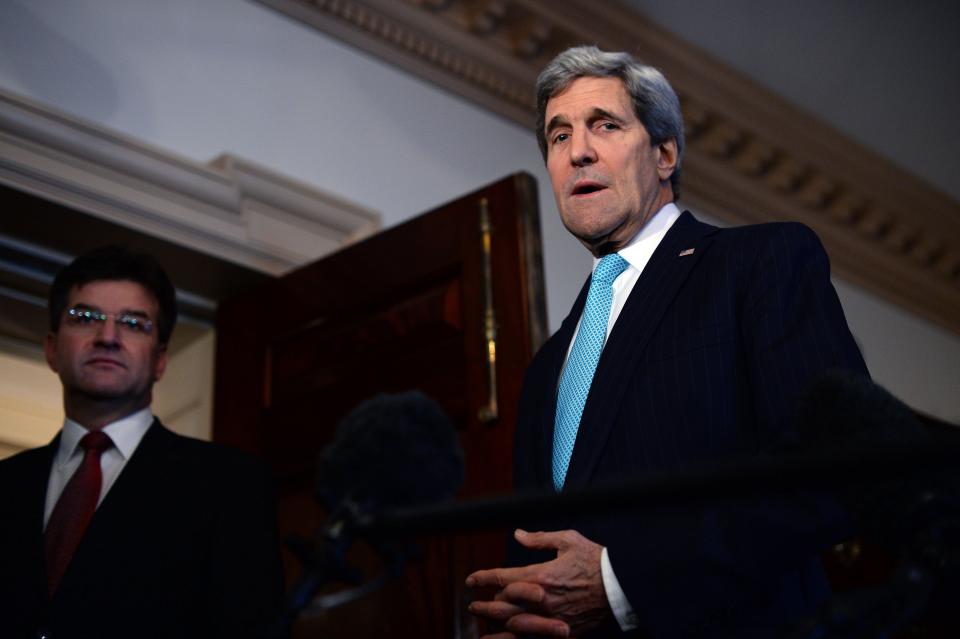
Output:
top-left (544, 76), bottom-right (635, 124)
top-left (67, 280), bottom-right (158, 313)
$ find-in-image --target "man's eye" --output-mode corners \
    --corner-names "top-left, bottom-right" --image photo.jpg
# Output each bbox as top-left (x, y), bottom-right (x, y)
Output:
top-left (552, 132), bottom-right (569, 144)
top-left (119, 315), bottom-right (154, 334)
top-left (118, 316), bottom-right (144, 332)
top-left (599, 122), bottom-right (619, 131)
top-left (69, 309), bottom-right (99, 324)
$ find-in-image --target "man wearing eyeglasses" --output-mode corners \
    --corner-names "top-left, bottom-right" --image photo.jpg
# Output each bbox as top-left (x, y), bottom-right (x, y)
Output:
top-left (0, 246), bottom-right (283, 638)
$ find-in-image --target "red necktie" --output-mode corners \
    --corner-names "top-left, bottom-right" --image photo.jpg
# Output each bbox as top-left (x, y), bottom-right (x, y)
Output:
top-left (44, 430), bottom-right (113, 595)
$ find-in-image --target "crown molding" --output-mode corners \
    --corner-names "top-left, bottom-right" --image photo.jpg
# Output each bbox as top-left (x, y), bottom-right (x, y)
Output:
top-left (258, 0), bottom-right (960, 335)
top-left (0, 88), bottom-right (381, 277)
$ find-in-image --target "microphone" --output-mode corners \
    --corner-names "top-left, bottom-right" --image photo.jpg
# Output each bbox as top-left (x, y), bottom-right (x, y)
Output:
top-left (786, 370), bottom-right (960, 638)
top-left (315, 390), bottom-right (465, 519)
top-left (278, 391), bottom-right (464, 632)
top-left (791, 370), bottom-right (957, 550)
top-left (793, 369), bottom-right (927, 451)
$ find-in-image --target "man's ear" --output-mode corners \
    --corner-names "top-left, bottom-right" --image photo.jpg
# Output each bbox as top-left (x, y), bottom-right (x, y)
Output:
top-left (657, 138), bottom-right (679, 181)
top-left (44, 332), bottom-right (59, 373)
top-left (153, 344), bottom-right (169, 383)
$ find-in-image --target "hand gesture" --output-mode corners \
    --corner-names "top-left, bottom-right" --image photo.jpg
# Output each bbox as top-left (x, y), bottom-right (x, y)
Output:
top-left (466, 529), bottom-right (611, 638)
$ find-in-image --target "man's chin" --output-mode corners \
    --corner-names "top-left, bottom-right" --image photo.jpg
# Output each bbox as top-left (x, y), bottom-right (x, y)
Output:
top-left (569, 227), bottom-right (625, 256)
top-left (75, 385), bottom-right (139, 403)
top-left (562, 216), bottom-right (629, 249)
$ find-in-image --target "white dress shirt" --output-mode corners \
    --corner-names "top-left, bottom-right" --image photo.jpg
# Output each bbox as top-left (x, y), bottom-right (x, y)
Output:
top-left (43, 407), bottom-right (154, 528)
top-left (561, 202), bottom-right (683, 631)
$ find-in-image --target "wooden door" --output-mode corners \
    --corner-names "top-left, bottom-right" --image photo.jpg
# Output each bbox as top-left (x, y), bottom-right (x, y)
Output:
top-left (214, 173), bottom-right (547, 637)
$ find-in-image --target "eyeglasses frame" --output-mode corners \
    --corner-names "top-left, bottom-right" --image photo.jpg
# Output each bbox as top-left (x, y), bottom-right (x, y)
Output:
top-left (64, 306), bottom-right (155, 336)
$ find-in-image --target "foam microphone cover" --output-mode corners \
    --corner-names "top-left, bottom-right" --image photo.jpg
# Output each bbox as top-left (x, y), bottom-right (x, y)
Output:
top-left (793, 369), bottom-right (926, 451)
top-left (793, 370), bottom-right (960, 552)
top-left (315, 391), bottom-right (465, 515)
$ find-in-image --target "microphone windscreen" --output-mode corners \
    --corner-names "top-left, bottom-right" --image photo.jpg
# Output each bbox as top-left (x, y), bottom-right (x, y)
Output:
top-left (315, 391), bottom-right (464, 514)
top-left (792, 370), bottom-right (960, 552)
top-left (793, 369), bottom-right (926, 451)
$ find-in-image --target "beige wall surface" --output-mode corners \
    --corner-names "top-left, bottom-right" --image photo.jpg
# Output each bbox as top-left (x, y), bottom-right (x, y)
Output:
top-left (152, 331), bottom-right (215, 442)
top-left (0, 331), bottom-right (213, 460)
top-left (0, 345), bottom-right (62, 456)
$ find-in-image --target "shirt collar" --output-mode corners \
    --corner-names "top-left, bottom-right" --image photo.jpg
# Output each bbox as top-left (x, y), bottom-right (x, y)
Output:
top-left (55, 407), bottom-right (154, 468)
top-left (591, 202), bottom-right (683, 274)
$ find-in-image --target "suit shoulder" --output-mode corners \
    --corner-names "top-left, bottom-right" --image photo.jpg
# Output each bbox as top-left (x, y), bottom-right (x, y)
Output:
top-left (0, 444), bottom-right (52, 475)
top-left (0, 445), bottom-right (53, 508)
top-left (712, 221), bottom-right (827, 264)
top-left (0, 444), bottom-right (47, 464)
top-left (160, 428), bottom-right (273, 484)
top-left (719, 220), bottom-right (822, 247)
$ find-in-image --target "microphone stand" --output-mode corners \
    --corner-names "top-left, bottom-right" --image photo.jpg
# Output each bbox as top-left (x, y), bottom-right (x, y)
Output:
top-left (269, 500), bottom-right (415, 638)
top-left (786, 489), bottom-right (960, 638)
top-left (272, 440), bottom-right (960, 637)
top-left (270, 516), bottom-right (359, 638)
top-left (342, 441), bottom-right (960, 639)
top-left (349, 441), bottom-right (960, 539)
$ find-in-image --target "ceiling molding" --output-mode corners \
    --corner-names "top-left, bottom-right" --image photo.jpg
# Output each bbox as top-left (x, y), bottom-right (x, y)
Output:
top-left (259, 0), bottom-right (960, 335)
top-left (0, 88), bottom-right (381, 277)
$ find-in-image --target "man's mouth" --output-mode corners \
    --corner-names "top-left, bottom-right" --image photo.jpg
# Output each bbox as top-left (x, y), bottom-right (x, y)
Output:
top-left (571, 181), bottom-right (607, 196)
top-left (86, 357), bottom-right (124, 368)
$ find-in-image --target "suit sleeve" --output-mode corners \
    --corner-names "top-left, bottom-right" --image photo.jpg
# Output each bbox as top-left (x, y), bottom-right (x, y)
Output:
top-left (207, 453), bottom-right (285, 638)
top-left (606, 223), bottom-right (868, 638)
top-left (741, 223), bottom-right (868, 445)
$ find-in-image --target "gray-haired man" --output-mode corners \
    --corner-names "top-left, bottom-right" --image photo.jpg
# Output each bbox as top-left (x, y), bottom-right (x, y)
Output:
top-left (467, 46), bottom-right (866, 638)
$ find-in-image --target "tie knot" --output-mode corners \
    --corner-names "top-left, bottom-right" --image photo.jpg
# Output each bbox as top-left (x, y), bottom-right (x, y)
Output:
top-left (80, 431), bottom-right (113, 455)
top-left (593, 254), bottom-right (628, 286)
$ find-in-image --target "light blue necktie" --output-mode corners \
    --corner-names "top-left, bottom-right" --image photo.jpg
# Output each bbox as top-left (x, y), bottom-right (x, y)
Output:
top-left (552, 253), bottom-right (629, 491)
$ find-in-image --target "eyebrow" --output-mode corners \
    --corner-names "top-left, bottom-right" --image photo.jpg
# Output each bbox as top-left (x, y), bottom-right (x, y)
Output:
top-left (544, 114), bottom-right (570, 138)
top-left (545, 107), bottom-right (627, 137)
top-left (587, 107), bottom-right (627, 125)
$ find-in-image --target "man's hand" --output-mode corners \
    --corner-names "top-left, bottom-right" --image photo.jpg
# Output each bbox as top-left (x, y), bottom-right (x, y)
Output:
top-left (465, 529), bottom-right (611, 638)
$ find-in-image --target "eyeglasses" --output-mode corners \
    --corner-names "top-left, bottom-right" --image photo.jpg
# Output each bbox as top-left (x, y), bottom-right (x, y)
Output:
top-left (65, 307), bottom-right (154, 336)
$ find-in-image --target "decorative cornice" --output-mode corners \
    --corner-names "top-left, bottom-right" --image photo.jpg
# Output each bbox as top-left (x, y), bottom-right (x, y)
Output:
top-left (0, 88), bottom-right (380, 277)
top-left (258, 0), bottom-right (960, 334)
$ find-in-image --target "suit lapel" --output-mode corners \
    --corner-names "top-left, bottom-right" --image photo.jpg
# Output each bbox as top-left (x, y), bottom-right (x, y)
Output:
top-left (22, 439), bottom-right (58, 603)
top-left (563, 212), bottom-right (717, 490)
top-left (26, 439), bottom-right (58, 535)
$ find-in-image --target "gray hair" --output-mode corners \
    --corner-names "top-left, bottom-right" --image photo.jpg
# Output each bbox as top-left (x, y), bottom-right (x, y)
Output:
top-left (535, 45), bottom-right (685, 199)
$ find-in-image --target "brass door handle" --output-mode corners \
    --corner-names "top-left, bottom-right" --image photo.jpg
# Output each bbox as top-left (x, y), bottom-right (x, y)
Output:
top-left (478, 197), bottom-right (498, 423)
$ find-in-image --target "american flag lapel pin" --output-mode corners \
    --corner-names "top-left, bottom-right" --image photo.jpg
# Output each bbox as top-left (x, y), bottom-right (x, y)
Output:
top-left (678, 248), bottom-right (695, 257)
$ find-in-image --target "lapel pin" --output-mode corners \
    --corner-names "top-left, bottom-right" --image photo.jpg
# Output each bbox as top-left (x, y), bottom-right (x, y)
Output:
top-left (678, 248), bottom-right (695, 257)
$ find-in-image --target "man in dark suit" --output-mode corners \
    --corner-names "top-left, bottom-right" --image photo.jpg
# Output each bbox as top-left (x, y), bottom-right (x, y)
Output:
top-left (466, 46), bottom-right (868, 637)
top-left (0, 246), bottom-right (283, 638)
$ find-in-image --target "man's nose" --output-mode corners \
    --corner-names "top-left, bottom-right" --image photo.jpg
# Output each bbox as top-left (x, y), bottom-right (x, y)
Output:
top-left (571, 132), bottom-right (597, 166)
top-left (94, 317), bottom-right (122, 346)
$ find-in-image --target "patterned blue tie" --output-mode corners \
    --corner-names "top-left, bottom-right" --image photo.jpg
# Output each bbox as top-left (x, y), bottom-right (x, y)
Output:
top-left (552, 254), bottom-right (629, 491)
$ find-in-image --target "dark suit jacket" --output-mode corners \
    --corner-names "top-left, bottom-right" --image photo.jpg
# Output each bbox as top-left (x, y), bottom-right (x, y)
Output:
top-left (512, 212), bottom-right (868, 638)
top-left (0, 419), bottom-right (283, 639)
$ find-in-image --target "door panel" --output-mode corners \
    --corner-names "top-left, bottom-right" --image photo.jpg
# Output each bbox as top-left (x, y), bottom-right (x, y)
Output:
top-left (214, 173), bottom-right (547, 637)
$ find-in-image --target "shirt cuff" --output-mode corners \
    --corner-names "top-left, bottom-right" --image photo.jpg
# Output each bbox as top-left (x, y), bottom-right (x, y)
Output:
top-left (601, 546), bottom-right (639, 631)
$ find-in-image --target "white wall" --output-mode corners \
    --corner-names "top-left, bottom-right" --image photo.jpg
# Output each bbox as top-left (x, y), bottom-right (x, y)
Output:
top-left (834, 281), bottom-right (960, 423)
top-left (625, 0), bottom-right (960, 203)
top-left (0, 0), bottom-right (588, 330)
top-left (0, 0), bottom-right (957, 422)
